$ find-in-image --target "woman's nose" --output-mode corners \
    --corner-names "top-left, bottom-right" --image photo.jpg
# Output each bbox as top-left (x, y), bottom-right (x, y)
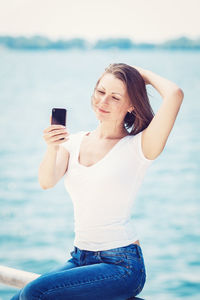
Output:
top-left (100, 95), bottom-right (109, 105)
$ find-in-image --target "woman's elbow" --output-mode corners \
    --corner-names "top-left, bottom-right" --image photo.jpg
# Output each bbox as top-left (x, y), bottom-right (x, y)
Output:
top-left (40, 184), bottom-right (49, 190)
top-left (39, 182), bottom-right (49, 190)
top-left (38, 179), bottom-right (55, 190)
top-left (174, 87), bottom-right (184, 101)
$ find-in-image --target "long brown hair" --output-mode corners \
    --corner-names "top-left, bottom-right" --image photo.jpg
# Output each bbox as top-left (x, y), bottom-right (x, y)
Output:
top-left (91, 63), bottom-right (154, 135)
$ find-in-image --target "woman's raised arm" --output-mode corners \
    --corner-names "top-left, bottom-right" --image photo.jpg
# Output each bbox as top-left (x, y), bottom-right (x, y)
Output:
top-left (132, 66), bottom-right (184, 160)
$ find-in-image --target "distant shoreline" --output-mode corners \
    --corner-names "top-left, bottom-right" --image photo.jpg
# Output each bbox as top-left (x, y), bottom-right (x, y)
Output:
top-left (0, 35), bottom-right (200, 51)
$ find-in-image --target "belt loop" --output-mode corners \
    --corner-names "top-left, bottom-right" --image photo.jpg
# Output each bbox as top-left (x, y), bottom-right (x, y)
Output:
top-left (136, 245), bottom-right (141, 259)
top-left (80, 250), bottom-right (85, 261)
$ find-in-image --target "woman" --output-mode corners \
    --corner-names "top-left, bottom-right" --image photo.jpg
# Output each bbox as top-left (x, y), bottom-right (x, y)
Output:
top-left (11, 63), bottom-right (184, 299)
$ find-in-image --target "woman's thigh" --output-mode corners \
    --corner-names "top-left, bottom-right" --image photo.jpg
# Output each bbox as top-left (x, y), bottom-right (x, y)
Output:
top-left (10, 260), bottom-right (77, 300)
top-left (10, 243), bottom-right (146, 300)
top-left (11, 262), bottom-right (135, 300)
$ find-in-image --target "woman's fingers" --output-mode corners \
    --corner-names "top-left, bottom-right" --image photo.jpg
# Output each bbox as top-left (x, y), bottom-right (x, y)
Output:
top-left (43, 124), bottom-right (69, 147)
top-left (132, 65), bottom-right (149, 85)
top-left (48, 128), bottom-right (67, 136)
top-left (43, 130), bottom-right (68, 140)
top-left (43, 129), bottom-right (67, 138)
top-left (51, 137), bottom-right (69, 145)
top-left (43, 124), bottom-right (65, 133)
top-left (48, 132), bottom-right (69, 142)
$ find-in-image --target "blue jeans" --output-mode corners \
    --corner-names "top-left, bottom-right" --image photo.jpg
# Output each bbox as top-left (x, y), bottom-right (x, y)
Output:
top-left (10, 243), bottom-right (146, 300)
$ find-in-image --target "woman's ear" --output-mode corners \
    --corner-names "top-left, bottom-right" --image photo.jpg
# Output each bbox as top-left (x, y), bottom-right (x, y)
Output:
top-left (128, 107), bottom-right (134, 113)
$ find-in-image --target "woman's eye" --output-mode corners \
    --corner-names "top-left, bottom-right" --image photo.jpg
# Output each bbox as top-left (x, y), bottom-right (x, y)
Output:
top-left (97, 90), bottom-right (119, 100)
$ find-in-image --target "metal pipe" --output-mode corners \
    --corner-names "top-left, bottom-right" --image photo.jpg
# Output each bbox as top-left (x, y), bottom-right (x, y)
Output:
top-left (0, 265), bottom-right (40, 289)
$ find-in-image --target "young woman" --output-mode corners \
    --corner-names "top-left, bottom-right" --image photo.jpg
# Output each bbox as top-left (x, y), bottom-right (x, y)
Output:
top-left (11, 63), bottom-right (184, 300)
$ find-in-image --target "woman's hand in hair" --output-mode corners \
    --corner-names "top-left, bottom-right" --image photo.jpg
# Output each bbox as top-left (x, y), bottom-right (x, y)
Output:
top-left (131, 65), bottom-right (150, 85)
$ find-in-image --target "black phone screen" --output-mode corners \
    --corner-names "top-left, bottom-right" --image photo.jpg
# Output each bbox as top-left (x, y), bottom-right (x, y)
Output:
top-left (51, 108), bottom-right (67, 126)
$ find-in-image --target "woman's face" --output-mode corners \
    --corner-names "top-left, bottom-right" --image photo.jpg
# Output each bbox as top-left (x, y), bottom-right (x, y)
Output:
top-left (91, 73), bottom-right (133, 123)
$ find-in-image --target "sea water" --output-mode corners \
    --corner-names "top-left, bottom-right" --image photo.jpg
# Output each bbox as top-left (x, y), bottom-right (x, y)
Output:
top-left (0, 48), bottom-right (200, 299)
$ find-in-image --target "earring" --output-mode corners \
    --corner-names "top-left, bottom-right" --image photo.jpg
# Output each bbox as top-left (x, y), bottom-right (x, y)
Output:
top-left (128, 110), bottom-right (135, 115)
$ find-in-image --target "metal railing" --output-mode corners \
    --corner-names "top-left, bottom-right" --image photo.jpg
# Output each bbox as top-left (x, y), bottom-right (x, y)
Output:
top-left (0, 265), bottom-right (40, 289)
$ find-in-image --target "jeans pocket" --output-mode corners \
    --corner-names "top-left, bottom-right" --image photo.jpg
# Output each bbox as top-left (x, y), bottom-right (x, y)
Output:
top-left (100, 252), bottom-right (127, 266)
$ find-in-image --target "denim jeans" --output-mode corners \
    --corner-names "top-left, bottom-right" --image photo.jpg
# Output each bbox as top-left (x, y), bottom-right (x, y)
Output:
top-left (10, 243), bottom-right (146, 300)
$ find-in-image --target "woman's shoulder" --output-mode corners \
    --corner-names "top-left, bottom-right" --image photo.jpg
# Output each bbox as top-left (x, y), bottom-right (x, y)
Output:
top-left (61, 130), bottom-right (85, 151)
top-left (126, 130), bottom-right (156, 164)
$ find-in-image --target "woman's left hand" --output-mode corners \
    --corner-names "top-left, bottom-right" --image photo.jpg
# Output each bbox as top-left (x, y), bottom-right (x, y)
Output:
top-left (131, 65), bottom-right (150, 85)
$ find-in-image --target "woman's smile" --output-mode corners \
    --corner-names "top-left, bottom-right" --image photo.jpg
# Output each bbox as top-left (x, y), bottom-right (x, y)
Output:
top-left (98, 107), bottom-right (110, 113)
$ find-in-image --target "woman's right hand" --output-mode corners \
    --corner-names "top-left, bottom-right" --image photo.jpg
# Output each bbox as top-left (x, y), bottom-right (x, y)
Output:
top-left (43, 116), bottom-right (69, 151)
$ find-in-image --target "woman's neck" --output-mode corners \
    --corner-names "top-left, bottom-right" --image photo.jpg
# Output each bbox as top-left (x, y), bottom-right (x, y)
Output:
top-left (93, 124), bottom-right (129, 140)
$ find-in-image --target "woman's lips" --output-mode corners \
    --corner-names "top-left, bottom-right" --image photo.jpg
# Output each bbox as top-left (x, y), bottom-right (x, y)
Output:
top-left (98, 108), bottom-right (110, 113)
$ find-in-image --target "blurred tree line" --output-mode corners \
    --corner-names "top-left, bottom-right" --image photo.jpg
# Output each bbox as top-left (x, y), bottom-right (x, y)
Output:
top-left (0, 35), bottom-right (199, 50)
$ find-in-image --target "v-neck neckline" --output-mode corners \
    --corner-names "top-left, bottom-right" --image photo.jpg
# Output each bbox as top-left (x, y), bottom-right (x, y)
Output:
top-left (76, 131), bottom-right (130, 169)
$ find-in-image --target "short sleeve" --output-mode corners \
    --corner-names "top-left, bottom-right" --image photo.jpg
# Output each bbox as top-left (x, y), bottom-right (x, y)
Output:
top-left (61, 131), bottom-right (84, 153)
top-left (136, 131), bottom-right (155, 164)
top-left (61, 133), bottom-right (74, 153)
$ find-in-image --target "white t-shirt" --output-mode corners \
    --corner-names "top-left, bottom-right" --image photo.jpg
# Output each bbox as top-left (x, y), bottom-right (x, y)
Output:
top-left (63, 130), bottom-right (155, 251)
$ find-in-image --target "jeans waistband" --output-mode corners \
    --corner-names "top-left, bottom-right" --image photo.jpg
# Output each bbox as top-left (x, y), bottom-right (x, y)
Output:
top-left (74, 243), bottom-right (142, 258)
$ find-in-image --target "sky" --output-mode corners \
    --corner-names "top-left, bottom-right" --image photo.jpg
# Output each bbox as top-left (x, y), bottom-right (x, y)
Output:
top-left (0, 0), bottom-right (199, 43)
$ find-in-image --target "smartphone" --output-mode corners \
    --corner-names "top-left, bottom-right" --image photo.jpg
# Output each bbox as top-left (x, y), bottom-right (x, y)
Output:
top-left (51, 108), bottom-right (67, 140)
top-left (51, 108), bottom-right (67, 126)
